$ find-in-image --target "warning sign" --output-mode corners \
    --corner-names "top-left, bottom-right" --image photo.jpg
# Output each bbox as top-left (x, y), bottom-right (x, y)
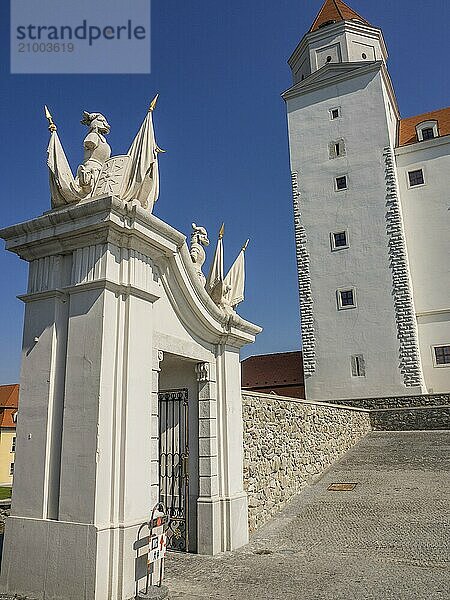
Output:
top-left (147, 533), bottom-right (167, 565)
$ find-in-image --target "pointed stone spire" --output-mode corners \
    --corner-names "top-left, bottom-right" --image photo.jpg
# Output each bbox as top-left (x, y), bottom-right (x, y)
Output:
top-left (310, 0), bottom-right (371, 32)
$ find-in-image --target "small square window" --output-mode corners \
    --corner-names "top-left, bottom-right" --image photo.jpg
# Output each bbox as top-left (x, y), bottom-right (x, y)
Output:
top-left (408, 169), bottom-right (424, 187)
top-left (340, 290), bottom-right (354, 306)
top-left (421, 128), bottom-right (434, 140)
top-left (331, 231), bottom-right (348, 250)
top-left (335, 175), bottom-right (348, 191)
top-left (10, 463), bottom-right (14, 476)
top-left (337, 288), bottom-right (357, 310)
top-left (330, 107), bottom-right (340, 120)
top-left (434, 345), bottom-right (450, 366)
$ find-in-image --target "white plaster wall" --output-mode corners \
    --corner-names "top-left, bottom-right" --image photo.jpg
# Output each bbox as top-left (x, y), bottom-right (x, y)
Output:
top-left (396, 139), bottom-right (450, 392)
top-left (216, 345), bottom-right (248, 550)
top-left (216, 346), bottom-right (244, 497)
top-left (380, 82), bottom-right (398, 147)
top-left (308, 29), bottom-right (348, 72)
top-left (286, 68), bottom-right (416, 400)
top-left (153, 285), bottom-right (214, 357)
top-left (345, 30), bottom-right (384, 63)
top-left (58, 288), bottom-right (105, 523)
top-left (12, 297), bottom-right (64, 518)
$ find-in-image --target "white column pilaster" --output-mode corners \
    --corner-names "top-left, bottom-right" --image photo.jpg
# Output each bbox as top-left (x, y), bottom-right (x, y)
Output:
top-left (195, 361), bottom-right (222, 555)
top-left (216, 344), bottom-right (249, 551)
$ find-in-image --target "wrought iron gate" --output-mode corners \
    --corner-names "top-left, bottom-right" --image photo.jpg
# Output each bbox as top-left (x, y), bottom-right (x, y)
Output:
top-left (158, 388), bottom-right (189, 552)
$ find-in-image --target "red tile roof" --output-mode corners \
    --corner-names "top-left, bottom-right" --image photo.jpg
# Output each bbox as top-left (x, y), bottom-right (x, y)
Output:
top-left (241, 351), bottom-right (304, 388)
top-left (398, 107), bottom-right (450, 146)
top-left (0, 384), bottom-right (19, 429)
top-left (310, 0), bottom-right (370, 32)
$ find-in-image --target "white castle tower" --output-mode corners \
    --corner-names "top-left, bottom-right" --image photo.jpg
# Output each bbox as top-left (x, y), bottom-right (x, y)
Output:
top-left (284, 0), bottom-right (450, 401)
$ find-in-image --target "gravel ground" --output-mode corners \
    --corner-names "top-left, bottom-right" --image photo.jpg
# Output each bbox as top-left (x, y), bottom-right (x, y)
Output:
top-left (164, 431), bottom-right (450, 600)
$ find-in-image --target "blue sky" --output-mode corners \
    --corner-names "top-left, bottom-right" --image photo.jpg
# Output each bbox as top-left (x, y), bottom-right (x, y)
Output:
top-left (0, 0), bottom-right (449, 384)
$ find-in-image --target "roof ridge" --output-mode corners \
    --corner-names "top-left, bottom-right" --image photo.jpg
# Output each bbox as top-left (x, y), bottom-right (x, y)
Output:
top-left (242, 350), bottom-right (302, 360)
top-left (334, 0), bottom-right (344, 20)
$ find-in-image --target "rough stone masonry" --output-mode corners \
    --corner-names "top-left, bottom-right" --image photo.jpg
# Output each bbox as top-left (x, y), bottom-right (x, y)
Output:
top-left (242, 392), bottom-right (371, 531)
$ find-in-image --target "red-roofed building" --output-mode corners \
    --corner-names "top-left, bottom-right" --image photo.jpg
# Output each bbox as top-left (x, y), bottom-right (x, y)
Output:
top-left (241, 352), bottom-right (305, 398)
top-left (283, 1), bottom-right (450, 401)
top-left (0, 384), bottom-right (19, 486)
top-left (398, 108), bottom-right (450, 147)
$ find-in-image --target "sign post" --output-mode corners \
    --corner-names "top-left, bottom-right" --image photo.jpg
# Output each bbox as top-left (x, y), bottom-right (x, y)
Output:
top-left (134, 502), bottom-right (169, 599)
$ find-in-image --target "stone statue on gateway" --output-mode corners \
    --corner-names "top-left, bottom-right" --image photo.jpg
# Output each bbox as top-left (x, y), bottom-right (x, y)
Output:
top-left (74, 111), bottom-right (111, 198)
top-left (45, 94), bottom-right (164, 212)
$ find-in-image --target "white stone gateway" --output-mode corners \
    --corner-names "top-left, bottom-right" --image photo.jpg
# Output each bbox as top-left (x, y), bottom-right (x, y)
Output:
top-left (0, 102), bottom-right (261, 600)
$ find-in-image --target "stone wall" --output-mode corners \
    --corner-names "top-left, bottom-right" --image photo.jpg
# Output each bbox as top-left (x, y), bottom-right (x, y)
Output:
top-left (370, 405), bottom-right (450, 431)
top-left (242, 392), bottom-right (371, 532)
top-left (330, 393), bottom-right (450, 410)
top-left (312, 394), bottom-right (449, 431)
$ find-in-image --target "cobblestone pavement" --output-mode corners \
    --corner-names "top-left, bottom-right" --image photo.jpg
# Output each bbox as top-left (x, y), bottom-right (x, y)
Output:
top-left (164, 431), bottom-right (450, 600)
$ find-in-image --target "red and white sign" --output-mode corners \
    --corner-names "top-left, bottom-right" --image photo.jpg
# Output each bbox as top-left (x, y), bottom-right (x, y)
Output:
top-left (147, 533), bottom-right (167, 564)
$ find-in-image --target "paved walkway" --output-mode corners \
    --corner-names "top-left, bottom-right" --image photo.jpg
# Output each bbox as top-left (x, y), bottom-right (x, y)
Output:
top-left (164, 431), bottom-right (450, 600)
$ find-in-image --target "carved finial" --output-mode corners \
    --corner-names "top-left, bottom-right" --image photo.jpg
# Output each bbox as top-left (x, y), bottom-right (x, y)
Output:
top-left (44, 105), bottom-right (57, 133)
top-left (219, 223), bottom-right (225, 240)
top-left (149, 93), bottom-right (159, 112)
top-left (242, 239), bottom-right (250, 252)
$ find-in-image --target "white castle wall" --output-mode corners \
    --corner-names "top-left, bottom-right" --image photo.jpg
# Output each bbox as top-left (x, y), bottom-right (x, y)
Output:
top-left (286, 66), bottom-right (423, 400)
top-left (396, 137), bottom-right (450, 392)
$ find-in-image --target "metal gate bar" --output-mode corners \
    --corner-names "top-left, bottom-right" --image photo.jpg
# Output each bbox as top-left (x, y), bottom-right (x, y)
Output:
top-left (158, 388), bottom-right (189, 552)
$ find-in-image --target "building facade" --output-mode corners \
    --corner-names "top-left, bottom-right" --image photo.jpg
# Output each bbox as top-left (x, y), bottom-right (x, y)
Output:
top-left (241, 351), bottom-right (305, 398)
top-left (284, 0), bottom-right (450, 400)
top-left (0, 384), bottom-right (18, 486)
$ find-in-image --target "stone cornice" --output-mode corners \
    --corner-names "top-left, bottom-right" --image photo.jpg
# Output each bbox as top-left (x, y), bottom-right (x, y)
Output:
top-left (18, 280), bottom-right (161, 305)
top-left (282, 60), bottom-right (382, 101)
top-left (395, 133), bottom-right (450, 155)
top-left (0, 196), bottom-right (185, 261)
top-left (1, 195), bottom-right (261, 348)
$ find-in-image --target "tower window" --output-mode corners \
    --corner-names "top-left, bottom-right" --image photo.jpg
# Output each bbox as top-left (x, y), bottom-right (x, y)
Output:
top-left (421, 128), bottom-right (434, 140)
top-left (11, 436), bottom-right (16, 453)
top-left (335, 175), bottom-right (348, 191)
top-left (329, 139), bottom-right (345, 159)
top-left (351, 355), bottom-right (366, 377)
top-left (318, 20), bottom-right (336, 29)
top-left (330, 107), bottom-right (341, 120)
top-left (10, 463), bottom-right (14, 476)
top-left (337, 288), bottom-right (357, 310)
top-left (408, 169), bottom-right (424, 187)
top-left (331, 231), bottom-right (348, 250)
top-left (433, 345), bottom-right (450, 366)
